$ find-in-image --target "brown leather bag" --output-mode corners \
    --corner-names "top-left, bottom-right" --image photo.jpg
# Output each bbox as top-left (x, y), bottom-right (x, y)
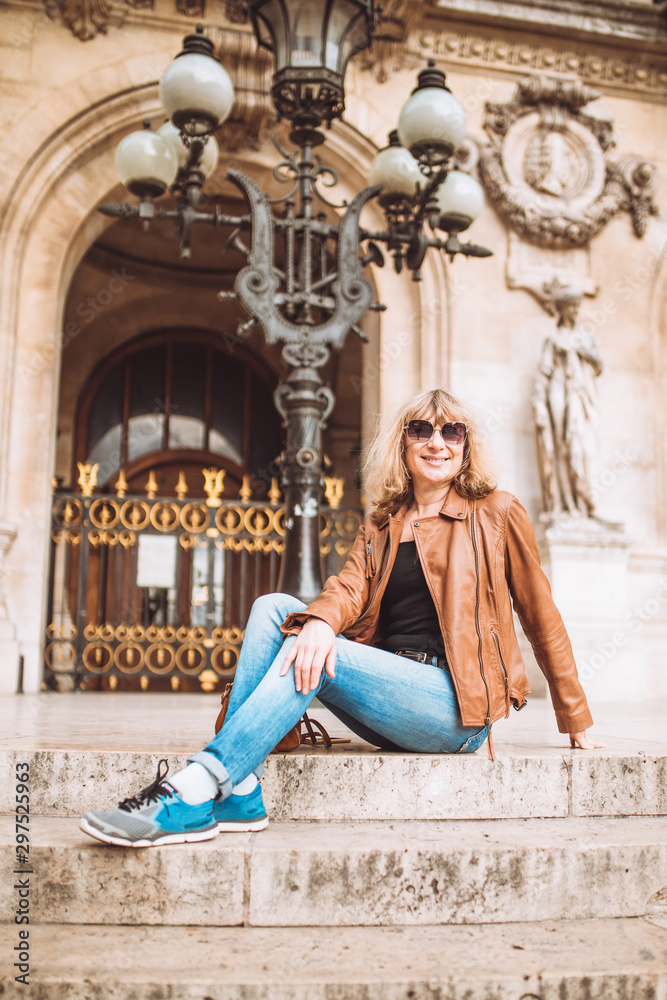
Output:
top-left (214, 682), bottom-right (333, 752)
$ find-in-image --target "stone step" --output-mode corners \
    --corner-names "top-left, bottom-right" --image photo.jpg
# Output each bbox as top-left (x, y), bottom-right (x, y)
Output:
top-left (4, 918), bottom-right (666, 998)
top-left (2, 816), bottom-right (665, 927)
top-left (3, 746), bottom-right (667, 821)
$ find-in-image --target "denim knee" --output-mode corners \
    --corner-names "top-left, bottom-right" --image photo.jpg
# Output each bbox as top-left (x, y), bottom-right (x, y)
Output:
top-left (249, 592), bottom-right (305, 626)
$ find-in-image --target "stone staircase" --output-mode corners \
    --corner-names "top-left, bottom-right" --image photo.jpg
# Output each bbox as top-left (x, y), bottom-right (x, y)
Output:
top-left (1, 695), bottom-right (666, 998)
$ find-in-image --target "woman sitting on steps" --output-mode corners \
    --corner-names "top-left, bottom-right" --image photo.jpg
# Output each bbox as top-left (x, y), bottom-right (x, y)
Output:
top-left (80, 387), bottom-right (604, 848)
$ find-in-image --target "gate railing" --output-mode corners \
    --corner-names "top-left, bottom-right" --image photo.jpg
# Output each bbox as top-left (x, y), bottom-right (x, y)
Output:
top-left (45, 466), bottom-right (362, 692)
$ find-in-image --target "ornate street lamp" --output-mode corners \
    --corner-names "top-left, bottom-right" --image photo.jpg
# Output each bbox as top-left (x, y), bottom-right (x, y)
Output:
top-left (99, 2), bottom-right (491, 602)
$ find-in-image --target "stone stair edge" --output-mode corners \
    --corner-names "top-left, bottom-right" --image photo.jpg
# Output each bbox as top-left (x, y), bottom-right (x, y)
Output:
top-left (2, 918), bottom-right (665, 1000)
top-left (2, 747), bottom-right (666, 820)
top-left (1, 815), bottom-right (665, 928)
top-left (11, 812), bottom-right (667, 840)
top-left (4, 745), bottom-right (666, 758)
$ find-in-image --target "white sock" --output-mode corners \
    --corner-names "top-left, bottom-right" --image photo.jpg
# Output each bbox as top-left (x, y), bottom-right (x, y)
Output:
top-left (232, 773), bottom-right (258, 796)
top-left (168, 763), bottom-right (219, 805)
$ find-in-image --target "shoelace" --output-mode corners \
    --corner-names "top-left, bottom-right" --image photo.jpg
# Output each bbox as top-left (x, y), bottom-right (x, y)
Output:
top-left (118, 758), bottom-right (174, 813)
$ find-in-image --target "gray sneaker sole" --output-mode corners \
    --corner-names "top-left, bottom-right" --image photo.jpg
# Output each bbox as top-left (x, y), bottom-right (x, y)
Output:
top-left (79, 816), bottom-right (219, 848)
top-left (216, 815), bottom-right (269, 832)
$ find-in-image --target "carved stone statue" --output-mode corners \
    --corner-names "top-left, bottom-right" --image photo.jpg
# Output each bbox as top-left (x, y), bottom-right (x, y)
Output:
top-left (532, 287), bottom-right (603, 518)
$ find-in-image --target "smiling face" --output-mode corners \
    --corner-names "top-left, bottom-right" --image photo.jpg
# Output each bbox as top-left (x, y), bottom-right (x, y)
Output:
top-left (404, 411), bottom-right (466, 494)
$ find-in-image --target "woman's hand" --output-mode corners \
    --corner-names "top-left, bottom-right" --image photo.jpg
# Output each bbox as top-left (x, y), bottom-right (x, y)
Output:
top-left (569, 730), bottom-right (606, 749)
top-left (280, 618), bottom-right (337, 694)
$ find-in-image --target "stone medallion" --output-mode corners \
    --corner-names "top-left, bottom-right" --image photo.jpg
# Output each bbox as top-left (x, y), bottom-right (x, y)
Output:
top-left (479, 75), bottom-right (657, 249)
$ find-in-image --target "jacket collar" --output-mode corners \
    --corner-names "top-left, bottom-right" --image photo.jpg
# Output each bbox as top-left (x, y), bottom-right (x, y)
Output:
top-left (439, 491), bottom-right (470, 520)
top-left (374, 491), bottom-right (471, 529)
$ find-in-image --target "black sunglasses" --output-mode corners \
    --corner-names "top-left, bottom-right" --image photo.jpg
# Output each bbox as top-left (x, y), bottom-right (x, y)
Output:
top-left (406, 419), bottom-right (467, 445)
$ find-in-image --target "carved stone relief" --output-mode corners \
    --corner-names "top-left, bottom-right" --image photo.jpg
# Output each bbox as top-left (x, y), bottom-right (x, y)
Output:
top-left (175, 0), bottom-right (204, 17)
top-left (43, 0), bottom-right (210, 40)
top-left (478, 75), bottom-right (658, 250)
top-left (357, 0), bottom-right (423, 84)
top-left (44, 0), bottom-right (158, 39)
top-left (44, 0), bottom-right (117, 41)
top-left (417, 28), bottom-right (667, 99)
top-left (224, 0), bottom-right (246, 24)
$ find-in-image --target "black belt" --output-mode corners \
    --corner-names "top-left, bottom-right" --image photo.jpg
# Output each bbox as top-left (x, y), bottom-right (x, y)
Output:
top-left (395, 649), bottom-right (449, 671)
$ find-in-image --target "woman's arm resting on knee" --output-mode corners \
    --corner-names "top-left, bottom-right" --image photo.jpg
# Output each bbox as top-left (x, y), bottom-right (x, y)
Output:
top-left (280, 618), bottom-right (337, 694)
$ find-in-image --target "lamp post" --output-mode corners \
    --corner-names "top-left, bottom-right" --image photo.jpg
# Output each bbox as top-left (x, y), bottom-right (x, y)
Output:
top-left (99, 1), bottom-right (491, 602)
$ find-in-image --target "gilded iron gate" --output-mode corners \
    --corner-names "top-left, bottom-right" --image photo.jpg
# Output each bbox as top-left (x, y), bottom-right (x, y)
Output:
top-left (45, 465), bottom-right (361, 692)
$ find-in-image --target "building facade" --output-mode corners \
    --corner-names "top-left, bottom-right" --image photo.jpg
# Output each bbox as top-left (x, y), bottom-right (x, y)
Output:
top-left (1, 0), bottom-right (666, 701)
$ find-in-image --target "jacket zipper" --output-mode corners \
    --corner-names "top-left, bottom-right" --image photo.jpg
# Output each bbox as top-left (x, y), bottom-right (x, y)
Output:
top-left (358, 518), bottom-right (392, 623)
top-left (491, 628), bottom-right (510, 718)
top-left (470, 509), bottom-right (491, 728)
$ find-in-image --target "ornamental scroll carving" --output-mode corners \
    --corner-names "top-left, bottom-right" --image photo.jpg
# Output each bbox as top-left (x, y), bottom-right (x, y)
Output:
top-left (176, 0), bottom-right (204, 17)
top-left (478, 76), bottom-right (658, 249)
top-left (44, 0), bottom-right (154, 39)
top-left (44, 0), bottom-right (115, 40)
top-left (44, 0), bottom-right (211, 40)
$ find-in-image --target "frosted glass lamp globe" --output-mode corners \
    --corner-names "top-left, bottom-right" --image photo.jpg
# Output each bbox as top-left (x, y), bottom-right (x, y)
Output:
top-left (435, 169), bottom-right (484, 232)
top-left (368, 131), bottom-right (421, 201)
top-left (159, 28), bottom-right (234, 137)
top-left (398, 61), bottom-right (467, 165)
top-left (116, 128), bottom-right (178, 198)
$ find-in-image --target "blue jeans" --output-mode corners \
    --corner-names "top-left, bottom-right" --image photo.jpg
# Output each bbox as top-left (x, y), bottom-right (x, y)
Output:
top-left (189, 594), bottom-right (489, 797)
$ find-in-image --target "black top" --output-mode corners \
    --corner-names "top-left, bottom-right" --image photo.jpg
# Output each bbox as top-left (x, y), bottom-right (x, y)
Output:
top-left (378, 540), bottom-right (446, 658)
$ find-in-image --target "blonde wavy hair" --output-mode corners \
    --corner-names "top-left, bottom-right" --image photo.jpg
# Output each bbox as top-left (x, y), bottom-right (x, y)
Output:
top-left (363, 388), bottom-right (496, 521)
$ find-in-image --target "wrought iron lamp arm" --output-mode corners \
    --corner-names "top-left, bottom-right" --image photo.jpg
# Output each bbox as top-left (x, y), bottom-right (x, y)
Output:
top-left (359, 225), bottom-right (492, 262)
top-left (98, 202), bottom-right (250, 230)
top-left (412, 164), bottom-right (450, 226)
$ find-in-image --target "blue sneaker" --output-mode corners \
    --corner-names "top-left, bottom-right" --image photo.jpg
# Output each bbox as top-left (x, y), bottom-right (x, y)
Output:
top-left (213, 784), bottom-right (269, 832)
top-left (80, 759), bottom-right (218, 848)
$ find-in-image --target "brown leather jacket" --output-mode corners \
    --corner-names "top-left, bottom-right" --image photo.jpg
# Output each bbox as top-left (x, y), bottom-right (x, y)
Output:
top-left (281, 489), bottom-right (593, 735)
